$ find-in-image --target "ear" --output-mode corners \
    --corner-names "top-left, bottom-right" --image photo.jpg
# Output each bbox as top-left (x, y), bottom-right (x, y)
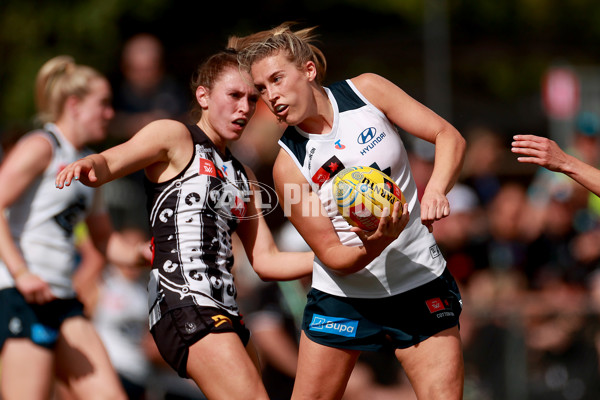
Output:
top-left (305, 61), bottom-right (317, 82)
top-left (196, 86), bottom-right (209, 109)
top-left (63, 95), bottom-right (80, 116)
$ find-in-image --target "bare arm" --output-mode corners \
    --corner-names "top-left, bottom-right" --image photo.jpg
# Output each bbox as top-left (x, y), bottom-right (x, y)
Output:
top-left (85, 210), bottom-right (151, 268)
top-left (55, 119), bottom-right (192, 188)
top-left (351, 73), bottom-right (466, 231)
top-left (0, 134), bottom-right (55, 303)
top-left (512, 134), bottom-right (600, 197)
top-left (236, 166), bottom-right (313, 281)
top-left (272, 150), bottom-right (409, 275)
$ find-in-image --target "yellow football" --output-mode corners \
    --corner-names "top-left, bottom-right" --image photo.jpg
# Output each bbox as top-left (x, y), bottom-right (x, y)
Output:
top-left (333, 166), bottom-right (406, 231)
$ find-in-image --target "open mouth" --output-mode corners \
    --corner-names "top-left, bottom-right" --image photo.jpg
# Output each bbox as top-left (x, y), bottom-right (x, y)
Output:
top-left (274, 104), bottom-right (288, 115)
top-left (233, 118), bottom-right (247, 128)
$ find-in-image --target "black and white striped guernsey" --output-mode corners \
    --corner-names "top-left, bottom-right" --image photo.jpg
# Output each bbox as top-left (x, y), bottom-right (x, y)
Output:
top-left (146, 124), bottom-right (251, 328)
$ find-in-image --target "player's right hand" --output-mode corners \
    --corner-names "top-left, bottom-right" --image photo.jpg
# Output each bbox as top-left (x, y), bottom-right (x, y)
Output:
top-left (55, 157), bottom-right (98, 188)
top-left (15, 272), bottom-right (56, 304)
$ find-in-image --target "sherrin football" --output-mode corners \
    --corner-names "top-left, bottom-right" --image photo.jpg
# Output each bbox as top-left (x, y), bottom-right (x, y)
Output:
top-left (333, 166), bottom-right (406, 231)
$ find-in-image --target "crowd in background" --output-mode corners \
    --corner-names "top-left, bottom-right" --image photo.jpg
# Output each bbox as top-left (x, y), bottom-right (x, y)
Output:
top-left (2, 33), bottom-right (600, 400)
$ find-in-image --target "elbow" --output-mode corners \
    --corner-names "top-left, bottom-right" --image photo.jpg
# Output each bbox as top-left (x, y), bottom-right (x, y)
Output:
top-left (319, 256), bottom-right (364, 275)
top-left (251, 264), bottom-right (277, 282)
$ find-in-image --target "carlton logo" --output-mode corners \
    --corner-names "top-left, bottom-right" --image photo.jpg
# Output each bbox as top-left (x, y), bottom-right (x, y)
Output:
top-left (309, 314), bottom-right (358, 337)
top-left (357, 127), bottom-right (377, 144)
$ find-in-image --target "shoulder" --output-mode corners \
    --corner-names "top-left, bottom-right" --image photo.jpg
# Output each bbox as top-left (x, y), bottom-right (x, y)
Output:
top-left (350, 73), bottom-right (392, 95)
top-left (0, 130), bottom-right (54, 178)
top-left (133, 119), bottom-right (192, 155)
top-left (141, 119), bottom-right (190, 139)
top-left (273, 148), bottom-right (306, 185)
top-left (13, 130), bottom-right (54, 161)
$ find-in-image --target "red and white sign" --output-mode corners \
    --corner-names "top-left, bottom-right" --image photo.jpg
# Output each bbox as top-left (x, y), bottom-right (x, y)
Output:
top-left (542, 67), bottom-right (580, 120)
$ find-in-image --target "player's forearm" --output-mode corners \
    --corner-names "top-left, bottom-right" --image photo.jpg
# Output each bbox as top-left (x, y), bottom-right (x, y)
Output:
top-left (426, 128), bottom-right (466, 195)
top-left (253, 251), bottom-right (314, 281)
top-left (563, 155), bottom-right (600, 197)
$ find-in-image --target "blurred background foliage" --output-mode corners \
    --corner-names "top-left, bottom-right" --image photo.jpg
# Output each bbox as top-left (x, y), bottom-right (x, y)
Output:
top-left (2, 0), bottom-right (600, 139)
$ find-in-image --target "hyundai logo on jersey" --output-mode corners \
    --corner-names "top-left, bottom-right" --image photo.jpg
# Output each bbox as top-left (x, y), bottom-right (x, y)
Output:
top-left (357, 127), bottom-right (377, 144)
top-left (309, 314), bottom-right (359, 337)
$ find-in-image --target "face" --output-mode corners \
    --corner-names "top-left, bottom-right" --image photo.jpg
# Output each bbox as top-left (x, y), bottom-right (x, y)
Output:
top-left (251, 51), bottom-right (315, 126)
top-left (75, 77), bottom-right (114, 144)
top-left (198, 66), bottom-right (259, 144)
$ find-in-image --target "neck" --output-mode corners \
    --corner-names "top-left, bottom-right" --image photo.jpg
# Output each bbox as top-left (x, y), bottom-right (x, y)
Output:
top-left (53, 120), bottom-right (84, 150)
top-left (298, 86), bottom-right (333, 134)
top-left (197, 120), bottom-right (227, 154)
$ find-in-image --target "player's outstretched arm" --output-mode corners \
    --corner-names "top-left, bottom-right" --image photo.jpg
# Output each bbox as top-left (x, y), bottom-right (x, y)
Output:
top-left (512, 134), bottom-right (600, 197)
top-left (56, 119), bottom-right (186, 189)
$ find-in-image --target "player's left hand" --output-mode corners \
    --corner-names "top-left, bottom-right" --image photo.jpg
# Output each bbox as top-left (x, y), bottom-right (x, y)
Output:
top-left (420, 190), bottom-right (450, 232)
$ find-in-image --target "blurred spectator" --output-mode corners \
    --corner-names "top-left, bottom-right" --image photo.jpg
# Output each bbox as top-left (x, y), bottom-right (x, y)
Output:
top-left (481, 181), bottom-right (533, 274)
top-left (102, 33), bottom-right (189, 232)
top-left (461, 126), bottom-right (505, 206)
top-left (78, 227), bottom-right (206, 400)
top-left (525, 192), bottom-right (589, 288)
top-left (433, 182), bottom-right (487, 284)
top-left (460, 269), bottom-right (528, 400)
top-left (90, 228), bottom-right (152, 400)
top-left (110, 33), bottom-right (188, 141)
top-left (523, 280), bottom-right (600, 400)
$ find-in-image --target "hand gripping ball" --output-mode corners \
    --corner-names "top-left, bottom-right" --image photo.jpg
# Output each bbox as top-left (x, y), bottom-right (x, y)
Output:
top-left (333, 166), bottom-right (406, 231)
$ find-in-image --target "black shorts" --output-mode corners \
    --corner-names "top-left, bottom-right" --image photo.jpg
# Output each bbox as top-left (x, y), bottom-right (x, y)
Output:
top-left (302, 268), bottom-right (462, 352)
top-left (0, 287), bottom-right (85, 350)
top-left (150, 305), bottom-right (250, 378)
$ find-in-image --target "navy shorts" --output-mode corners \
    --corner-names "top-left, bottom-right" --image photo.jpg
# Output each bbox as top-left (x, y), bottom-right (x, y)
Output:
top-left (302, 268), bottom-right (462, 352)
top-left (0, 287), bottom-right (85, 350)
top-left (150, 305), bottom-right (250, 378)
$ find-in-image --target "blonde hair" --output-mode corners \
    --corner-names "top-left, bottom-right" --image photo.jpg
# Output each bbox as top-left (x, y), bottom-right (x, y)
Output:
top-left (35, 55), bottom-right (104, 124)
top-left (230, 22), bottom-right (327, 84)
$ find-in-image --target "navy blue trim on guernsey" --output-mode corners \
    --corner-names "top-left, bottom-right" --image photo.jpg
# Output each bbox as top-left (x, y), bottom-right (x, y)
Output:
top-left (328, 80), bottom-right (365, 113)
top-left (43, 130), bottom-right (61, 148)
top-left (279, 80), bottom-right (365, 165)
top-left (280, 126), bottom-right (309, 166)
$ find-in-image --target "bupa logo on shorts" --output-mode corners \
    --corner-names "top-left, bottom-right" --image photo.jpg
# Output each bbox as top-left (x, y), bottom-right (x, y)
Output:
top-left (357, 127), bottom-right (377, 144)
top-left (31, 323), bottom-right (59, 345)
top-left (309, 314), bottom-right (358, 337)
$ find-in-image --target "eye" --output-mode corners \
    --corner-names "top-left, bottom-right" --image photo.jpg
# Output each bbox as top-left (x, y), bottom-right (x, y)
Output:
top-left (255, 85), bottom-right (266, 94)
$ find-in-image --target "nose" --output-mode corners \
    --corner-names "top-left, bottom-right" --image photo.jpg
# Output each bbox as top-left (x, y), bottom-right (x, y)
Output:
top-left (239, 97), bottom-right (256, 117)
top-left (265, 86), bottom-right (278, 104)
top-left (105, 105), bottom-right (115, 120)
